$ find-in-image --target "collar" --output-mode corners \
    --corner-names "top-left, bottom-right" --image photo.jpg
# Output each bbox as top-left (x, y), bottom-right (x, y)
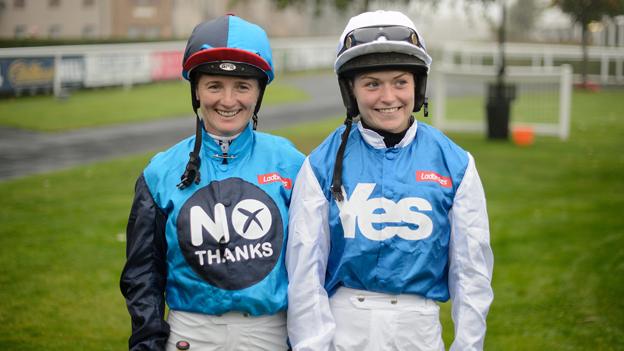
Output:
top-left (357, 119), bottom-right (418, 149)
top-left (201, 122), bottom-right (254, 164)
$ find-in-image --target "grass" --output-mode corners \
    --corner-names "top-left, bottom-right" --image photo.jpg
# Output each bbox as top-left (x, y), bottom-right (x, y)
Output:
top-left (0, 89), bottom-right (623, 349)
top-left (0, 78), bottom-right (308, 132)
top-left (438, 89), bottom-right (624, 350)
top-left (443, 90), bottom-right (561, 125)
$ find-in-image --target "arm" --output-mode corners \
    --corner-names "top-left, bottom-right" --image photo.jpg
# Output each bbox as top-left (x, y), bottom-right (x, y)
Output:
top-left (119, 174), bottom-right (170, 351)
top-left (448, 154), bottom-right (494, 351)
top-left (286, 158), bottom-right (335, 351)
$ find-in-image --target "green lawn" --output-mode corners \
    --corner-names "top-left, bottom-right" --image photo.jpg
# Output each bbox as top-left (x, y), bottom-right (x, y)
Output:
top-left (0, 89), bottom-right (623, 350)
top-left (443, 91), bottom-right (560, 124)
top-left (0, 78), bottom-right (308, 132)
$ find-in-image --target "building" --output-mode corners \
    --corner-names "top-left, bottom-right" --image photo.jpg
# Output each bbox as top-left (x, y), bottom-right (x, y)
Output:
top-left (0, 0), bottom-right (112, 39)
top-left (0, 0), bottom-right (347, 40)
top-left (111, 0), bottom-right (173, 39)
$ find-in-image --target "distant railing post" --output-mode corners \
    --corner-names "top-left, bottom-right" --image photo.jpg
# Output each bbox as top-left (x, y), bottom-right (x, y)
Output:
top-left (601, 54), bottom-right (609, 83)
top-left (431, 67), bottom-right (446, 131)
top-left (559, 64), bottom-right (572, 140)
top-left (53, 53), bottom-right (62, 98)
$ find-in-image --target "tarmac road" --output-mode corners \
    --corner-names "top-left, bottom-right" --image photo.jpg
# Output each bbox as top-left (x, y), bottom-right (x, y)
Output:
top-left (0, 72), bottom-right (344, 181)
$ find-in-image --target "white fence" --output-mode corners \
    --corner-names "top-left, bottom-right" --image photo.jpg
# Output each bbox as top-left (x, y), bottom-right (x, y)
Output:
top-left (0, 38), bottom-right (620, 99)
top-left (0, 38), bottom-right (338, 97)
top-left (432, 64), bottom-right (573, 140)
top-left (441, 41), bottom-right (624, 85)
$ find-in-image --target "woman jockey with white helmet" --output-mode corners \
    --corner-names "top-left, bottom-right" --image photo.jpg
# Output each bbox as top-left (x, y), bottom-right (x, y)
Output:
top-left (286, 10), bottom-right (493, 351)
top-left (120, 14), bottom-right (304, 351)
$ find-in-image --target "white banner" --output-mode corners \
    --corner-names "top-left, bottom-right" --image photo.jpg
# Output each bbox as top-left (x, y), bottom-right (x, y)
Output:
top-left (84, 52), bottom-right (151, 87)
top-left (59, 57), bottom-right (85, 84)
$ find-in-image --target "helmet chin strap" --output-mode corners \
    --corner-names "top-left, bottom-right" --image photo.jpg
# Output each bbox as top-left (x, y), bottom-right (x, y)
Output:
top-left (177, 110), bottom-right (203, 190)
top-left (252, 81), bottom-right (267, 131)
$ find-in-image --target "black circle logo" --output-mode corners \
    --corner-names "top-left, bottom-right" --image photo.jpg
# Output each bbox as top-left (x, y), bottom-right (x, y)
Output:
top-left (176, 178), bottom-right (283, 290)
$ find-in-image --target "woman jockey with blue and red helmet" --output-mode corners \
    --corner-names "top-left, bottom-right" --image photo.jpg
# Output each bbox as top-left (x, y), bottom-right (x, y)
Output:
top-left (286, 10), bottom-right (493, 351)
top-left (120, 14), bottom-right (304, 351)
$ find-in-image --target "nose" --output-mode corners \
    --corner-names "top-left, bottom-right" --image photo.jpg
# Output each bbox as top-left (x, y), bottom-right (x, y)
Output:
top-left (220, 87), bottom-right (236, 107)
top-left (379, 84), bottom-right (396, 104)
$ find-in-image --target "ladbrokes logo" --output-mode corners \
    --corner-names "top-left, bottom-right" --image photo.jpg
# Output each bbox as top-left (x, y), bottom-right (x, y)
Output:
top-left (257, 172), bottom-right (292, 189)
top-left (177, 178), bottom-right (283, 290)
top-left (416, 171), bottom-right (452, 188)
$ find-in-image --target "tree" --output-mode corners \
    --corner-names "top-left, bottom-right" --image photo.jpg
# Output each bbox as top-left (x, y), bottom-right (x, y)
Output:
top-left (508, 0), bottom-right (542, 41)
top-left (552, 0), bottom-right (624, 87)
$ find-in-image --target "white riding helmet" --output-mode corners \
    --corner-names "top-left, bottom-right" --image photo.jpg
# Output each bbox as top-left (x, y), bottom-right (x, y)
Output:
top-left (334, 10), bottom-right (432, 118)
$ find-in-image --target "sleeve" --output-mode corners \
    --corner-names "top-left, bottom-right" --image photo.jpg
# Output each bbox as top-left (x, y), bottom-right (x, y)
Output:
top-left (286, 158), bottom-right (335, 351)
top-left (119, 174), bottom-right (170, 351)
top-left (448, 153), bottom-right (494, 351)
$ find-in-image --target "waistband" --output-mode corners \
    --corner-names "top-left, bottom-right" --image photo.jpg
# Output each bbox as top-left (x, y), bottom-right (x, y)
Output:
top-left (330, 286), bottom-right (439, 312)
top-left (168, 309), bottom-right (286, 326)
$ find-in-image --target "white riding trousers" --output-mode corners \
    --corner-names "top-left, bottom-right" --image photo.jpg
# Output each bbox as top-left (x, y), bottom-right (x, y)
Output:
top-left (329, 287), bottom-right (445, 351)
top-left (166, 309), bottom-right (288, 351)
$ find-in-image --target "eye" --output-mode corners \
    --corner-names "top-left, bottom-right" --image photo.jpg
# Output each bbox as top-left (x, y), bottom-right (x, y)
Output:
top-left (237, 83), bottom-right (251, 92)
top-left (205, 82), bottom-right (221, 91)
top-left (364, 80), bottom-right (379, 89)
top-left (395, 79), bottom-right (409, 88)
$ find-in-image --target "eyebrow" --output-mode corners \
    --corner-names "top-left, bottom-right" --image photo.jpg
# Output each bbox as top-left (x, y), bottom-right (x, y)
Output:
top-left (392, 72), bottom-right (409, 80)
top-left (202, 79), bottom-right (255, 86)
top-left (358, 72), bottom-right (409, 81)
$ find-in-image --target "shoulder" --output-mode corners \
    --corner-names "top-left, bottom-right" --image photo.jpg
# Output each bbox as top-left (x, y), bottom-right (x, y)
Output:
top-left (416, 122), bottom-right (472, 191)
top-left (142, 135), bottom-right (195, 194)
top-left (254, 131), bottom-right (306, 164)
top-left (308, 124), bottom-right (351, 162)
top-left (416, 122), bottom-right (469, 165)
top-left (305, 124), bottom-right (356, 191)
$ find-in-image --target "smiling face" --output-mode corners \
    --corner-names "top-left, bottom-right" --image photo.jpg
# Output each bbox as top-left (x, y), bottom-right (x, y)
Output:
top-left (352, 70), bottom-right (415, 133)
top-left (195, 74), bottom-right (260, 136)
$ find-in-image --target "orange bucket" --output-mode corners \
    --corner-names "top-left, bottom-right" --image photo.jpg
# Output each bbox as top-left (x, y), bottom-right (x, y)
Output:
top-left (512, 126), bottom-right (534, 146)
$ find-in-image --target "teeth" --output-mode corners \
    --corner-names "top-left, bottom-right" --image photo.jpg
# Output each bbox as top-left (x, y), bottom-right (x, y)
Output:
top-left (377, 107), bottom-right (399, 113)
top-left (217, 110), bottom-right (238, 117)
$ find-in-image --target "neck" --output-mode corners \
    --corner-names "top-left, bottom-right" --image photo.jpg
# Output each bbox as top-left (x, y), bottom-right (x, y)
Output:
top-left (360, 117), bottom-right (414, 147)
top-left (207, 132), bottom-right (241, 143)
top-left (207, 131), bottom-right (242, 154)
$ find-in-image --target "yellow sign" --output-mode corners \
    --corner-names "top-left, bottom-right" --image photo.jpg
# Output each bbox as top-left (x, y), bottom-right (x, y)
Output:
top-left (8, 59), bottom-right (54, 87)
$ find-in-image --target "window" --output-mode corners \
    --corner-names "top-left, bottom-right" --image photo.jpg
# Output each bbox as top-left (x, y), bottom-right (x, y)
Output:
top-left (82, 24), bottom-right (95, 38)
top-left (48, 0), bottom-right (60, 7)
top-left (132, 6), bottom-right (155, 19)
top-left (14, 0), bottom-right (25, 8)
top-left (133, 0), bottom-right (158, 5)
top-left (145, 26), bottom-right (160, 39)
top-left (127, 26), bottom-right (141, 39)
top-left (48, 24), bottom-right (61, 38)
top-left (83, 0), bottom-right (94, 6)
top-left (14, 24), bottom-right (27, 38)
